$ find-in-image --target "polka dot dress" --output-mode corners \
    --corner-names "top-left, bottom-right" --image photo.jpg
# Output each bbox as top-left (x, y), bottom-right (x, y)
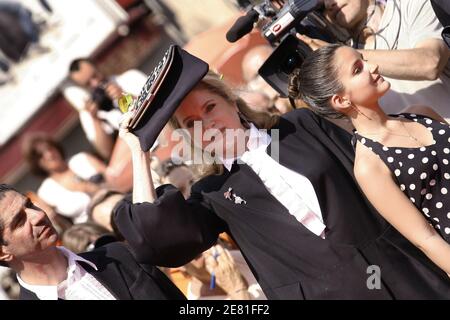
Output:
top-left (352, 113), bottom-right (450, 242)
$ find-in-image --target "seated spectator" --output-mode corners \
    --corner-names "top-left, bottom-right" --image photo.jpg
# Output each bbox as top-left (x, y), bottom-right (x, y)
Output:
top-left (22, 133), bottom-right (105, 224)
top-left (86, 189), bottom-right (125, 239)
top-left (183, 243), bottom-right (266, 300)
top-left (0, 184), bottom-right (185, 300)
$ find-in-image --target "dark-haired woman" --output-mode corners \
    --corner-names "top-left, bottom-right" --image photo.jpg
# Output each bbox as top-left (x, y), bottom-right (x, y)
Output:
top-left (290, 44), bottom-right (450, 276)
top-left (114, 70), bottom-right (450, 299)
top-left (23, 134), bottom-right (105, 223)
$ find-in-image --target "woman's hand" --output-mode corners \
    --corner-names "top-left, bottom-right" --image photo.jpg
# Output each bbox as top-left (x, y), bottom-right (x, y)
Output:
top-left (119, 111), bottom-right (143, 153)
top-left (296, 33), bottom-right (330, 51)
top-left (119, 108), bottom-right (157, 203)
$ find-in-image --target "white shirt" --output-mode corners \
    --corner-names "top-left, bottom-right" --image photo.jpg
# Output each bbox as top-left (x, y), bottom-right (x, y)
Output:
top-left (17, 247), bottom-right (116, 300)
top-left (37, 152), bottom-right (100, 224)
top-left (371, 0), bottom-right (450, 120)
top-left (38, 178), bottom-right (90, 224)
top-left (221, 124), bottom-right (326, 238)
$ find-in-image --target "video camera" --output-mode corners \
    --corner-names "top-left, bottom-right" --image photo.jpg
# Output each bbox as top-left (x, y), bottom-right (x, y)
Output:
top-left (226, 0), bottom-right (349, 98)
top-left (91, 81), bottom-right (114, 112)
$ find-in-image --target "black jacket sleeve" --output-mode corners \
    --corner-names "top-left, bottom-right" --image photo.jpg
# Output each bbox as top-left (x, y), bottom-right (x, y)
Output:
top-left (113, 183), bottom-right (227, 267)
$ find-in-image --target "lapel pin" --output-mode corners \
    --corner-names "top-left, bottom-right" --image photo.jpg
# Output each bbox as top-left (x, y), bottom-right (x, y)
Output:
top-left (224, 187), bottom-right (247, 204)
top-left (233, 194), bottom-right (247, 205)
top-left (224, 187), bottom-right (233, 201)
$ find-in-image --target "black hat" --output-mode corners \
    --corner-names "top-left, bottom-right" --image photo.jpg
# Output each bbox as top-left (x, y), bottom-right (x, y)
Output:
top-left (130, 45), bottom-right (209, 152)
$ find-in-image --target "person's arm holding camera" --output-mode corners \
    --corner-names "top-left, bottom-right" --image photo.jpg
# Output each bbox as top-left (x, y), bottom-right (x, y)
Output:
top-left (82, 99), bottom-right (114, 160)
top-left (358, 39), bottom-right (450, 81)
top-left (297, 34), bottom-right (450, 81)
top-left (105, 82), bottom-right (124, 101)
top-left (300, 0), bottom-right (450, 81)
top-left (357, 0), bottom-right (450, 81)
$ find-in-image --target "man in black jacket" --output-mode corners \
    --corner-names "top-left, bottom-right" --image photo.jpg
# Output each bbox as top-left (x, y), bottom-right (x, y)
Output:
top-left (0, 184), bottom-right (185, 300)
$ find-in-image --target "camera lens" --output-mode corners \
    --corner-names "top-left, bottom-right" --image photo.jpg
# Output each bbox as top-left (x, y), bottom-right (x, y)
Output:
top-left (281, 54), bottom-right (301, 74)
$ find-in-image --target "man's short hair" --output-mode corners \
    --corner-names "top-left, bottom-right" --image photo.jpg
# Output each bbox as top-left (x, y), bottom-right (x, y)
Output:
top-left (0, 184), bottom-right (17, 202)
top-left (0, 184), bottom-right (18, 267)
top-left (69, 57), bottom-right (94, 73)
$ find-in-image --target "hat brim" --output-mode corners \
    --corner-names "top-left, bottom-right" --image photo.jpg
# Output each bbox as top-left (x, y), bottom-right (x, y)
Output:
top-left (132, 46), bottom-right (209, 152)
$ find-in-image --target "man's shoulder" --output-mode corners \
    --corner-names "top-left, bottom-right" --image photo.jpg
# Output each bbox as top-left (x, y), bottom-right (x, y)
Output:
top-left (279, 108), bottom-right (339, 134)
top-left (80, 242), bottom-right (136, 265)
top-left (19, 285), bottom-right (39, 300)
top-left (280, 107), bottom-right (316, 123)
top-left (191, 172), bottom-right (230, 195)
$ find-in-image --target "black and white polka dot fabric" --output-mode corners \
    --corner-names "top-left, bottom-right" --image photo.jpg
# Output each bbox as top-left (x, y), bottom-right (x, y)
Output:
top-left (352, 113), bottom-right (450, 242)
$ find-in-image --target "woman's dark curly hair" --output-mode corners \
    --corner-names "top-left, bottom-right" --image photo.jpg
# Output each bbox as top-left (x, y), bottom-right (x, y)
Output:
top-left (288, 44), bottom-right (346, 119)
top-left (22, 133), bottom-right (65, 177)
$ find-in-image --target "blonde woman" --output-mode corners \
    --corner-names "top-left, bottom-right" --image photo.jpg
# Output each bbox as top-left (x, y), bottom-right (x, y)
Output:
top-left (114, 69), bottom-right (450, 299)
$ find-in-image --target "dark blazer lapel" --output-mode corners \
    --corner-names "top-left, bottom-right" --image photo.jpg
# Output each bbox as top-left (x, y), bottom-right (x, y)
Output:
top-left (78, 255), bottom-right (133, 300)
top-left (205, 163), bottom-right (289, 219)
top-left (206, 163), bottom-right (329, 241)
top-left (19, 285), bottom-right (39, 300)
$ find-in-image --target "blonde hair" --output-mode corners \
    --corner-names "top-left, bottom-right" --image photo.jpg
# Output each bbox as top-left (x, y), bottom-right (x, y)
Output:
top-left (169, 70), bottom-right (279, 177)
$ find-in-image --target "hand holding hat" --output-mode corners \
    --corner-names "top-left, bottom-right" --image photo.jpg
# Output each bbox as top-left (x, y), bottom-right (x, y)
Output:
top-left (119, 110), bottom-right (142, 153)
top-left (120, 45), bottom-right (209, 152)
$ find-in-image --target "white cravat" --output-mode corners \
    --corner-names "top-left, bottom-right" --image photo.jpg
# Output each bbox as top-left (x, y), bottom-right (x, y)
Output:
top-left (222, 123), bottom-right (326, 238)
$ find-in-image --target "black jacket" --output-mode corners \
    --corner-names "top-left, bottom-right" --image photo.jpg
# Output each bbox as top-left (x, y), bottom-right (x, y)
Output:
top-left (114, 109), bottom-right (450, 299)
top-left (19, 242), bottom-right (185, 300)
top-left (431, 0), bottom-right (450, 27)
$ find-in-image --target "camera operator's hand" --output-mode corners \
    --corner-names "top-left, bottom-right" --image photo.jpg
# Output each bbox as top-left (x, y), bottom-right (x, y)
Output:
top-left (105, 82), bottom-right (123, 101)
top-left (269, 0), bottom-right (285, 10)
top-left (84, 99), bottom-right (99, 118)
top-left (297, 33), bottom-right (330, 51)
